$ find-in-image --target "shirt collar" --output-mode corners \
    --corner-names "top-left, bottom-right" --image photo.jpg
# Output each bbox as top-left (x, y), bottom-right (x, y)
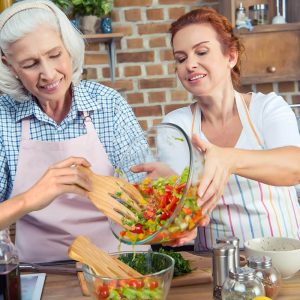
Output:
top-left (14, 82), bottom-right (103, 122)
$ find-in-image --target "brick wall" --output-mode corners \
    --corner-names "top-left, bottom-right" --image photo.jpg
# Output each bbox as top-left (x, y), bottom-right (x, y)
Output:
top-left (83, 0), bottom-right (300, 130)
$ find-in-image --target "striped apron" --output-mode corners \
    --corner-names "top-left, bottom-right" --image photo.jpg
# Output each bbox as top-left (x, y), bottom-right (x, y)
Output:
top-left (194, 91), bottom-right (300, 250)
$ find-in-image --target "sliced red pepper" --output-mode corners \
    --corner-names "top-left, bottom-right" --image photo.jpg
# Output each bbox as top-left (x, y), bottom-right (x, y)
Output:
top-left (167, 196), bottom-right (179, 213)
top-left (130, 223), bottom-right (144, 234)
top-left (176, 182), bottom-right (186, 193)
top-left (159, 194), bottom-right (170, 209)
top-left (165, 184), bottom-right (173, 193)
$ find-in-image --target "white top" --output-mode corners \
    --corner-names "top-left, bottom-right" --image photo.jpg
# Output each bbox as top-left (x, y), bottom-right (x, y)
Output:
top-left (163, 92), bottom-right (300, 250)
top-left (164, 92), bottom-right (300, 149)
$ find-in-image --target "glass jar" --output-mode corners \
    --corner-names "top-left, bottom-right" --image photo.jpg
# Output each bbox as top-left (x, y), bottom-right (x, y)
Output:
top-left (221, 267), bottom-right (265, 300)
top-left (247, 256), bottom-right (282, 299)
top-left (0, 228), bottom-right (21, 300)
top-left (249, 4), bottom-right (269, 25)
top-left (110, 123), bottom-right (205, 245)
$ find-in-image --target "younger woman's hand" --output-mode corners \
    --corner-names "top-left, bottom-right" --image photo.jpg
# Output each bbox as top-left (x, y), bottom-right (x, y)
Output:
top-left (23, 157), bottom-right (93, 212)
top-left (192, 134), bottom-right (234, 215)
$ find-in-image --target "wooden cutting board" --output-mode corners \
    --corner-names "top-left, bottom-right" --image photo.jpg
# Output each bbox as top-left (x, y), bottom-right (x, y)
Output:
top-left (77, 252), bottom-right (212, 296)
top-left (171, 252), bottom-right (212, 287)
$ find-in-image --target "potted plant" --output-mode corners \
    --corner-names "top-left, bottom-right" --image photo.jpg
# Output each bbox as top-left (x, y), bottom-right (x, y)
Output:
top-left (52, 0), bottom-right (113, 33)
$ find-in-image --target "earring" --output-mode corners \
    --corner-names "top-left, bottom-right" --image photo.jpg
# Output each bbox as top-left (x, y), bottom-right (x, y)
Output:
top-left (15, 75), bottom-right (19, 79)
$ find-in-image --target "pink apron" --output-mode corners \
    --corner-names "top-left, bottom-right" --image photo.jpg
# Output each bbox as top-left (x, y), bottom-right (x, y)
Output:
top-left (12, 113), bottom-right (147, 263)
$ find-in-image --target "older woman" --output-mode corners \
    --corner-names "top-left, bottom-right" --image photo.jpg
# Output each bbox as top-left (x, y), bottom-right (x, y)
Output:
top-left (0, 0), bottom-right (147, 262)
top-left (157, 7), bottom-right (300, 249)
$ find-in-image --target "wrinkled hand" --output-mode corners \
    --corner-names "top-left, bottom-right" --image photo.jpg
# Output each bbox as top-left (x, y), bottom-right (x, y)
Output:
top-left (192, 134), bottom-right (233, 216)
top-left (130, 162), bottom-right (176, 179)
top-left (23, 157), bottom-right (92, 212)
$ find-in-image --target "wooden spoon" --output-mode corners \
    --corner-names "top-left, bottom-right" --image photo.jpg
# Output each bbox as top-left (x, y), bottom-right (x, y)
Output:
top-left (68, 235), bottom-right (142, 278)
top-left (78, 166), bottom-right (145, 229)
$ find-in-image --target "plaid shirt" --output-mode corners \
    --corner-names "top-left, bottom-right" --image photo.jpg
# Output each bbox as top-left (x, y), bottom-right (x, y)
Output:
top-left (0, 80), bottom-right (145, 202)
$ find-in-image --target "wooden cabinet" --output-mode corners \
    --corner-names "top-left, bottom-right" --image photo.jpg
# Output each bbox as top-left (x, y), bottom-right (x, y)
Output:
top-left (220, 0), bottom-right (300, 85)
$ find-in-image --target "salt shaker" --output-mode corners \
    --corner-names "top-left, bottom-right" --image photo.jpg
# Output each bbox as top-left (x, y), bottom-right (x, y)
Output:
top-left (222, 267), bottom-right (265, 300)
top-left (212, 243), bottom-right (236, 300)
top-left (216, 236), bottom-right (240, 269)
top-left (0, 228), bottom-right (21, 300)
top-left (247, 256), bottom-right (282, 299)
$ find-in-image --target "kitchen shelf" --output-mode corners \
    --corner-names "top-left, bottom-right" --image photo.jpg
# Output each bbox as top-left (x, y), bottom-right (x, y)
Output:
top-left (220, 0), bottom-right (300, 85)
top-left (83, 33), bottom-right (123, 82)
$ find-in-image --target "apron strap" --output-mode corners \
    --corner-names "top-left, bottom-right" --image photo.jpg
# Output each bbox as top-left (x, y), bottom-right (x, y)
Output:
top-left (191, 92), bottom-right (264, 149)
top-left (21, 118), bottom-right (31, 141)
top-left (234, 91), bottom-right (264, 149)
top-left (81, 111), bottom-right (95, 133)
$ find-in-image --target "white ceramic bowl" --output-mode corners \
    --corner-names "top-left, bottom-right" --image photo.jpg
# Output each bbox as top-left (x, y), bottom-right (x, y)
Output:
top-left (244, 237), bottom-right (300, 279)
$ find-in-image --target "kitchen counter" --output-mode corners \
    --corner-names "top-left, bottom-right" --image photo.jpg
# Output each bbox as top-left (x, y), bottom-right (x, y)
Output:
top-left (41, 270), bottom-right (300, 299)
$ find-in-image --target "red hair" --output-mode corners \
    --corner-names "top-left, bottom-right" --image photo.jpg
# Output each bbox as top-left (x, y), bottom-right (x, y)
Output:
top-left (169, 7), bottom-right (244, 88)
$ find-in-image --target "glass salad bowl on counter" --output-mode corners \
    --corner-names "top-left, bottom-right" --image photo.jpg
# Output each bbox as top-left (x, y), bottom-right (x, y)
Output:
top-left (82, 251), bottom-right (174, 300)
top-left (110, 123), bottom-right (205, 245)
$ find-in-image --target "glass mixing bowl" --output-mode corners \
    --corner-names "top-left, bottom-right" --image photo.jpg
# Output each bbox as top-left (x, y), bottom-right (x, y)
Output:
top-left (82, 251), bottom-right (174, 300)
top-left (110, 123), bottom-right (204, 245)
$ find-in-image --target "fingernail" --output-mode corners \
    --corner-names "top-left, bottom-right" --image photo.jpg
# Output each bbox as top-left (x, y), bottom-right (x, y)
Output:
top-left (198, 190), bottom-right (203, 198)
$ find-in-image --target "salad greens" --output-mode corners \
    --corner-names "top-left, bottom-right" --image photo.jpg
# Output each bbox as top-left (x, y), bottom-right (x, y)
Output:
top-left (157, 249), bottom-right (192, 277)
top-left (119, 167), bottom-right (203, 244)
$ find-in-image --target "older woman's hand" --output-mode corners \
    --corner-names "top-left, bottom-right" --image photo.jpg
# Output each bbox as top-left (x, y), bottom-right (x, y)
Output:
top-left (130, 162), bottom-right (176, 179)
top-left (192, 134), bottom-right (234, 216)
top-left (23, 157), bottom-right (93, 212)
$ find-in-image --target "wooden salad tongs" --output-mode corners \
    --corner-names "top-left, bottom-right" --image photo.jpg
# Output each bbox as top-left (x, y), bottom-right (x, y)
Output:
top-left (68, 235), bottom-right (142, 278)
top-left (77, 166), bottom-right (145, 229)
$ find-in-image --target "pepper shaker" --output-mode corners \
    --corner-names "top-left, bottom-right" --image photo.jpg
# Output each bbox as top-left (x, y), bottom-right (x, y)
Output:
top-left (212, 243), bottom-right (236, 300)
top-left (216, 236), bottom-right (240, 269)
top-left (247, 256), bottom-right (282, 299)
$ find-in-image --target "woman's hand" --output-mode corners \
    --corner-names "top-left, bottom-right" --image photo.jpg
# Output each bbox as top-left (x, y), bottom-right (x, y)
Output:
top-left (22, 157), bottom-right (93, 212)
top-left (192, 134), bottom-right (234, 216)
top-left (163, 215), bottom-right (210, 247)
top-left (130, 162), bottom-right (176, 179)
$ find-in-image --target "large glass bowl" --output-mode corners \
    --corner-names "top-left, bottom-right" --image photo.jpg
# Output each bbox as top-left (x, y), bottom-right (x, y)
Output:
top-left (110, 123), bottom-right (204, 245)
top-left (82, 251), bottom-right (174, 300)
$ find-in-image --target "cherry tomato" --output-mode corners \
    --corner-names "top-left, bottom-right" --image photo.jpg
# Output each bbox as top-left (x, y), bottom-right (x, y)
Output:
top-left (130, 223), bottom-right (144, 234)
top-left (160, 211), bottom-right (170, 221)
top-left (97, 285), bottom-right (110, 299)
top-left (128, 279), bottom-right (144, 289)
top-left (147, 279), bottom-right (159, 290)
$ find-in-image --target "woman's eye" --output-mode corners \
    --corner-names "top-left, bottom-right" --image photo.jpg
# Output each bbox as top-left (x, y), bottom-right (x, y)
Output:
top-left (197, 50), bottom-right (208, 56)
top-left (22, 62), bottom-right (36, 69)
top-left (175, 57), bottom-right (186, 64)
top-left (50, 52), bottom-right (61, 58)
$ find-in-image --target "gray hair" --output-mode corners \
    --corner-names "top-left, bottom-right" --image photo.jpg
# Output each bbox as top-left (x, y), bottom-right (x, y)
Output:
top-left (0, 0), bottom-right (85, 101)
